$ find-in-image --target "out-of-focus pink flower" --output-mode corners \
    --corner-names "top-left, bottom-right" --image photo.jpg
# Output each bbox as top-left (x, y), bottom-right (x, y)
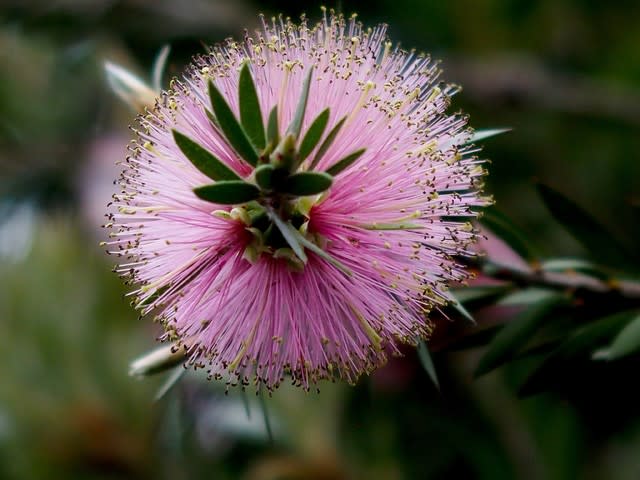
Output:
top-left (80, 133), bottom-right (127, 235)
top-left (475, 226), bottom-right (531, 274)
top-left (106, 12), bottom-right (489, 390)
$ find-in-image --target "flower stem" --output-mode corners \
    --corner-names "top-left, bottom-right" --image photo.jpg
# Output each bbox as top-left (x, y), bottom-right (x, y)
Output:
top-left (478, 259), bottom-right (640, 300)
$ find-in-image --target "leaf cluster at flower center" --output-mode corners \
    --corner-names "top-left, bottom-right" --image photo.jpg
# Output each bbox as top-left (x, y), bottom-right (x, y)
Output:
top-left (172, 62), bottom-right (362, 273)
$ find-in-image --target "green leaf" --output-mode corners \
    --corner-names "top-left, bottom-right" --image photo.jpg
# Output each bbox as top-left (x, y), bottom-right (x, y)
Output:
top-left (291, 230), bottom-right (353, 276)
top-left (208, 80), bottom-right (259, 166)
top-left (194, 180), bottom-right (260, 204)
top-left (417, 340), bottom-right (440, 390)
top-left (240, 388), bottom-right (252, 419)
top-left (325, 148), bottom-right (366, 176)
top-left (540, 258), bottom-right (612, 281)
top-left (450, 285), bottom-right (513, 306)
top-left (281, 171), bottom-right (333, 196)
top-left (205, 108), bottom-right (220, 129)
top-left (267, 208), bottom-right (307, 263)
top-left (309, 115), bottom-right (347, 170)
top-left (154, 367), bottom-right (186, 402)
top-left (137, 284), bottom-right (169, 308)
top-left (298, 108), bottom-right (330, 161)
top-left (152, 45), bottom-right (171, 92)
top-left (239, 62), bottom-right (266, 150)
top-left (442, 326), bottom-right (502, 352)
top-left (465, 128), bottom-right (510, 144)
top-left (474, 291), bottom-right (566, 377)
top-left (447, 292), bottom-right (475, 324)
top-left (498, 287), bottom-right (560, 306)
top-left (481, 207), bottom-right (538, 263)
top-left (596, 312), bottom-right (640, 360)
top-left (254, 164), bottom-right (275, 190)
top-left (286, 66), bottom-right (313, 138)
top-left (172, 130), bottom-right (240, 181)
top-left (258, 389), bottom-right (274, 443)
top-left (129, 343), bottom-right (186, 377)
top-left (570, 310), bottom-right (639, 356)
top-left (536, 183), bottom-right (635, 267)
top-left (519, 309), bottom-right (638, 395)
top-left (266, 105), bottom-right (279, 146)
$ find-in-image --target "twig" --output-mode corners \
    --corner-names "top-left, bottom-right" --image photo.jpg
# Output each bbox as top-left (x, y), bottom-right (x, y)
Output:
top-left (481, 260), bottom-right (640, 300)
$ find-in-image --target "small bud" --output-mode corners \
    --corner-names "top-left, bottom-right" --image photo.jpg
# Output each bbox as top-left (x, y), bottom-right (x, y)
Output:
top-left (269, 133), bottom-right (297, 170)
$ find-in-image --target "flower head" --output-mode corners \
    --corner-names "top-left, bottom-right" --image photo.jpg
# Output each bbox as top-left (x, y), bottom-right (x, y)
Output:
top-left (107, 11), bottom-right (489, 391)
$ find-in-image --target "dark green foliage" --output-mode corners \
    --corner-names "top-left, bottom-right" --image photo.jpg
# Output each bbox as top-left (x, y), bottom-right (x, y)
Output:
top-left (298, 108), bottom-right (330, 162)
top-left (325, 148), bottom-right (366, 176)
top-left (309, 115), bottom-right (347, 170)
top-left (208, 80), bottom-right (259, 166)
top-left (286, 66), bottom-right (313, 138)
top-left (238, 62), bottom-right (266, 150)
top-left (417, 340), bottom-right (440, 390)
top-left (280, 171), bottom-right (333, 196)
top-left (254, 164), bottom-right (275, 190)
top-left (519, 309), bottom-right (640, 395)
top-left (536, 183), bottom-right (637, 269)
top-left (481, 207), bottom-right (538, 263)
top-left (475, 291), bottom-right (567, 376)
top-left (193, 180), bottom-right (260, 204)
top-left (173, 130), bottom-right (240, 181)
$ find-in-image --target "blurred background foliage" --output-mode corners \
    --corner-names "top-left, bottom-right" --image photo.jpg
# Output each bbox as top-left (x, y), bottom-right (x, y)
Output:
top-left (1, 0), bottom-right (639, 479)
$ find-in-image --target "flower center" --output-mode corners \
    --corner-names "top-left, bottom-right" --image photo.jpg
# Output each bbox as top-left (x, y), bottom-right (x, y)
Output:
top-left (174, 63), bottom-right (363, 273)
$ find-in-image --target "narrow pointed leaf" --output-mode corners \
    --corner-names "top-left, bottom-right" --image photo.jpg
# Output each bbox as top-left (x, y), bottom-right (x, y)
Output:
top-left (137, 284), bottom-right (169, 309)
top-left (536, 183), bottom-right (635, 267)
top-left (152, 45), bottom-right (171, 91)
top-left (540, 258), bottom-right (612, 281)
top-left (254, 164), bottom-right (275, 190)
top-left (450, 285), bottom-right (513, 307)
top-left (497, 287), bottom-right (559, 306)
top-left (104, 61), bottom-right (156, 109)
top-left (597, 312), bottom-right (640, 360)
top-left (291, 229), bottom-right (353, 276)
top-left (129, 343), bottom-right (186, 377)
top-left (569, 310), bottom-right (640, 357)
top-left (447, 292), bottom-right (475, 324)
top-left (417, 340), bottom-right (440, 390)
top-left (267, 207), bottom-right (307, 263)
top-left (266, 105), bottom-right (279, 145)
top-left (474, 291), bottom-right (566, 377)
top-left (519, 309), bottom-right (638, 395)
top-left (325, 148), bottom-right (366, 176)
top-left (281, 171), bottom-right (333, 196)
top-left (465, 128), bottom-right (511, 144)
top-left (205, 109), bottom-right (220, 130)
top-left (481, 207), bottom-right (538, 263)
top-left (309, 115), bottom-right (347, 170)
top-left (442, 325), bottom-right (502, 352)
top-left (298, 108), bottom-right (330, 161)
top-left (286, 66), bottom-right (313, 138)
top-left (194, 180), bottom-right (260, 204)
top-left (239, 62), bottom-right (265, 150)
top-left (154, 367), bottom-right (186, 402)
top-left (258, 389), bottom-right (274, 443)
top-left (173, 130), bottom-right (240, 181)
top-left (240, 388), bottom-right (251, 420)
top-left (208, 80), bottom-right (258, 166)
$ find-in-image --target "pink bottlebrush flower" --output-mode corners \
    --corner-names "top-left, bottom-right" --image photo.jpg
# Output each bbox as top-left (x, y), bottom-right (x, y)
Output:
top-left (106, 11), bottom-right (489, 391)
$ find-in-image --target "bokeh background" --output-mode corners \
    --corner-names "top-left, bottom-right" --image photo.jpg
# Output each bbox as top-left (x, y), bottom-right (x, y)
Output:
top-left (1, 1), bottom-right (639, 478)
